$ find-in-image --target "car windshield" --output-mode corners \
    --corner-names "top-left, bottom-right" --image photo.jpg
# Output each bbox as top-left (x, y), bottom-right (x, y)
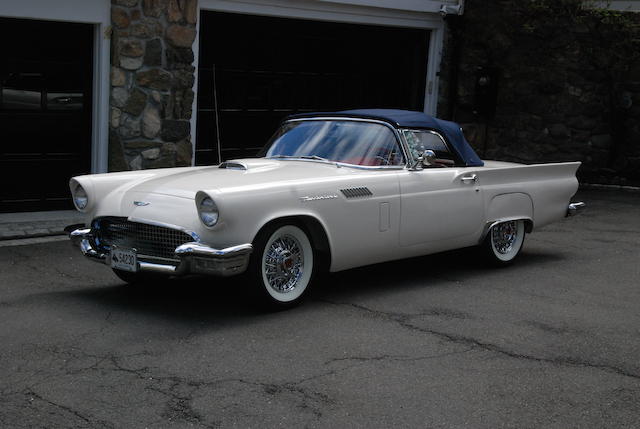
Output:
top-left (262, 120), bottom-right (405, 166)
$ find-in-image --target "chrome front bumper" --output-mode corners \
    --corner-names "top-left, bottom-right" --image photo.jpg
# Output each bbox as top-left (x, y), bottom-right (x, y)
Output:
top-left (67, 226), bottom-right (252, 277)
top-left (566, 202), bottom-right (586, 217)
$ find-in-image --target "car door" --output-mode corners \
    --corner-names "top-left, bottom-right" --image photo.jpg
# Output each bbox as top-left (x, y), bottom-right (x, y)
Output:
top-left (398, 129), bottom-right (485, 248)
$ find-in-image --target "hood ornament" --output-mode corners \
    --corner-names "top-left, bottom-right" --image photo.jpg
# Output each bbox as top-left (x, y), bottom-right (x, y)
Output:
top-left (133, 201), bottom-right (150, 207)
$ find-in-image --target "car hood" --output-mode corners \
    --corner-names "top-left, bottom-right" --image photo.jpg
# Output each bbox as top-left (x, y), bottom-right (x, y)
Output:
top-left (89, 158), bottom-right (384, 227)
top-left (122, 158), bottom-right (358, 199)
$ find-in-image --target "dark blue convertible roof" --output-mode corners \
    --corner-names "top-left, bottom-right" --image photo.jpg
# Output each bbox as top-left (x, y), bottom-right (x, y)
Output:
top-left (287, 109), bottom-right (484, 167)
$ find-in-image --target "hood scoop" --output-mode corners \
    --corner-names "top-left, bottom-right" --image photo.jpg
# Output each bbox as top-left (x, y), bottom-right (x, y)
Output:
top-left (219, 161), bottom-right (247, 170)
top-left (217, 158), bottom-right (281, 172)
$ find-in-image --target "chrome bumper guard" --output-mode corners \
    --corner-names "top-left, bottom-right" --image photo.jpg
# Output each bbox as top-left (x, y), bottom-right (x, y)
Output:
top-left (67, 226), bottom-right (252, 277)
top-left (566, 202), bottom-right (586, 217)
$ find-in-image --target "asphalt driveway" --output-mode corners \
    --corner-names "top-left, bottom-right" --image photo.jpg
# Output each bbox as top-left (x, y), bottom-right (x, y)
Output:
top-left (0, 189), bottom-right (639, 428)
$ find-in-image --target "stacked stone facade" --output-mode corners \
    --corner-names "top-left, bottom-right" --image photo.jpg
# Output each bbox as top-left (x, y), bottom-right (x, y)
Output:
top-left (438, 0), bottom-right (640, 186)
top-left (109, 0), bottom-right (197, 171)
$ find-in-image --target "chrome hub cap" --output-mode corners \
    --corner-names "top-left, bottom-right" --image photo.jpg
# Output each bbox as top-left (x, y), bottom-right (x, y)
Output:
top-left (492, 221), bottom-right (518, 254)
top-left (264, 235), bottom-right (303, 293)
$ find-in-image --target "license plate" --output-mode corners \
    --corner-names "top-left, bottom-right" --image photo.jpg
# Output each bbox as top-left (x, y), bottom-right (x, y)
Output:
top-left (111, 248), bottom-right (137, 272)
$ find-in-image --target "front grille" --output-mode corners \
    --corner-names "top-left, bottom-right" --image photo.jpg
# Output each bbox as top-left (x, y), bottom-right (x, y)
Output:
top-left (95, 217), bottom-right (194, 260)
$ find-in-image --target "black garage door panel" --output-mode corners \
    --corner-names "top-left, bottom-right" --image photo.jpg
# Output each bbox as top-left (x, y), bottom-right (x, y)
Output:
top-left (196, 12), bottom-right (430, 165)
top-left (0, 18), bottom-right (93, 213)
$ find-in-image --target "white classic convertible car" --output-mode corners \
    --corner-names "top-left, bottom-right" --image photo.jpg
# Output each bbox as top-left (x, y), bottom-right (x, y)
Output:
top-left (67, 109), bottom-right (585, 307)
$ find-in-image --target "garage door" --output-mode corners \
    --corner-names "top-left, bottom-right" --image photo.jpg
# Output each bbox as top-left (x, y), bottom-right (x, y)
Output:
top-left (196, 11), bottom-right (430, 165)
top-left (0, 18), bottom-right (93, 213)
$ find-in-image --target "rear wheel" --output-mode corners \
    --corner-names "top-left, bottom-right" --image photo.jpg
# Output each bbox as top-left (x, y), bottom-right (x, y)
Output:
top-left (482, 219), bottom-right (526, 265)
top-left (249, 224), bottom-right (315, 309)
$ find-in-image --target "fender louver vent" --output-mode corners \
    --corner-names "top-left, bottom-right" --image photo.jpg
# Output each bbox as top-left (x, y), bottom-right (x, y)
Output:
top-left (341, 187), bottom-right (373, 199)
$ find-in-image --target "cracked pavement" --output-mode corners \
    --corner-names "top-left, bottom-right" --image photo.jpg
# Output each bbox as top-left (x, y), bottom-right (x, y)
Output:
top-left (1, 189), bottom-right (639, 428)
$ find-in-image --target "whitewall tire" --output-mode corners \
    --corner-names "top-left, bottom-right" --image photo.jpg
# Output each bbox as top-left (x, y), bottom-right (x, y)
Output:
top-left (252, 224), bottom-right (314, 307)
top-left (483, 220), bottom-right (526, 265)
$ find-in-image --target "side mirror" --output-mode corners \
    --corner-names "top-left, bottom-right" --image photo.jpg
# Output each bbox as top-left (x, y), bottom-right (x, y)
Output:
top-left (422, 150), bottom-right (437, 166)
top-left (410, 149), bottom-right (437, 170)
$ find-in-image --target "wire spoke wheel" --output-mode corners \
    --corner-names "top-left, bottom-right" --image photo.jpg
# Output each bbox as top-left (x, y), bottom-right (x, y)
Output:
top-left (256, 224), bottom-right (314, 306)
top-left (491, 221), bottom-right (518, 254)
top-left (484, 219), bottom-right (526, 264)
top-left (264, 235), bottom-right (304, 293)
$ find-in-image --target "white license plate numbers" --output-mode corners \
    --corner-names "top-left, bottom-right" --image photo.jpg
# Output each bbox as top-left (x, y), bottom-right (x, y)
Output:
top-left (111, 248), bottom-right (137, 272)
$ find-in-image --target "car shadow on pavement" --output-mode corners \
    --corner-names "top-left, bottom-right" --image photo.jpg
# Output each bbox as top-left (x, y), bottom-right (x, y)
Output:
top-left (312, 246), bottom-right (566, 302)
top-left (55, 246), bottom-right (565, 323)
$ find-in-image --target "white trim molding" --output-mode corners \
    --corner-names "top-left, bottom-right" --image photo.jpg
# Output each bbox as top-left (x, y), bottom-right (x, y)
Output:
top-left (0, 0), bottom-right (111, 174)
top-left (198, 0), bottom-right (447, 28)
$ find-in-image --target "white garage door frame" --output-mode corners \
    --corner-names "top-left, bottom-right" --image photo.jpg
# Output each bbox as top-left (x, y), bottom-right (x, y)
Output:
top-left (0, 0), bottom-right (111, 174)
top-left (194, 0), bottom-right (448, 164)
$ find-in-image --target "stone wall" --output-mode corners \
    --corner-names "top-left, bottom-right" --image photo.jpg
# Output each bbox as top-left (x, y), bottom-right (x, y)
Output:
top-left (438, 0), bottom-right (640, 185)
top-left (109, 0), bottom-right (197, 171)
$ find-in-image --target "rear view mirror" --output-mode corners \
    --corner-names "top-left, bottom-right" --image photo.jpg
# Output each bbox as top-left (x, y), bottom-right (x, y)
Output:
top-left (410, 149), bottom-right (437, 170)
top-left (421, 150), bottom-right (437, 166)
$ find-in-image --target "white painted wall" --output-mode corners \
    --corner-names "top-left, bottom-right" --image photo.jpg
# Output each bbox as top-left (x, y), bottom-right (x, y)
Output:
top-left (0, 0), bottom-right (111, 174)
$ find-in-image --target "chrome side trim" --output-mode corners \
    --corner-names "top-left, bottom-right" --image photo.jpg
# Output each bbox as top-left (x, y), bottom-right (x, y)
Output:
top-left (566, 202), bottom-right (586, 217)
top-left (300, 194), bottom-right (338, 202)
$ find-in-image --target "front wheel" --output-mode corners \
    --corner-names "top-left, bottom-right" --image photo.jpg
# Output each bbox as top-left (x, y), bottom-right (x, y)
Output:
top-left (250, 224), bottom-right (315, 309)
top-left (482, 219), bottom-right (526, 265)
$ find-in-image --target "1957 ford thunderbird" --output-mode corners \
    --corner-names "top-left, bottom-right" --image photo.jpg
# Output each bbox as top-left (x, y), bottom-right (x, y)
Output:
top-left (67, 109), bottom-right (585, 307)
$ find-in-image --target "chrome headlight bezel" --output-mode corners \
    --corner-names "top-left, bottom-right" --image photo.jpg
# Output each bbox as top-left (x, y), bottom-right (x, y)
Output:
top-left (72, 183), bottom-right (89, 211)
top-left (197, 194), bottom-right (219, 227)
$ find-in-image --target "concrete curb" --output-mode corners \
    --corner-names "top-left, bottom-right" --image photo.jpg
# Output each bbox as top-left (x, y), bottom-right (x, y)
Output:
top-left (0, 210), bottom-right (85, 241)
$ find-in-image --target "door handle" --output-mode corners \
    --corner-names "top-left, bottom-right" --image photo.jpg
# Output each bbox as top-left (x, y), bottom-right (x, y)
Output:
top-left (461, 174), bottom-right (478, 184)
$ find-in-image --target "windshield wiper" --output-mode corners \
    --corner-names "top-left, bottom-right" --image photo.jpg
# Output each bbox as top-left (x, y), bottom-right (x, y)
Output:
top-left (299, 155), bottom-right (329, 162)
top-left (270, 155), bottom-right (330, 162)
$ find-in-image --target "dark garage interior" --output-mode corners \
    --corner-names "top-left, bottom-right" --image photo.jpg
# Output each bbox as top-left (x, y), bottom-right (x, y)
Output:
top-left (196, 11), bottom-right (430, 164)
top-left (0, 18), bottom-right (93, 213)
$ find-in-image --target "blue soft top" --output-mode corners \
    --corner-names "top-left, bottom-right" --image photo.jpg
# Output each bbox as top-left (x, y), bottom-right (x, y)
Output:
top-left (287, 109), bottom-right (484, 167)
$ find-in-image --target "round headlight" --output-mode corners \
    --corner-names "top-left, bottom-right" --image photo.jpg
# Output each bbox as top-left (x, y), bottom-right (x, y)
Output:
top-left (73, 185), bottom-right (88, 210)
top-left (198, 197), bottom-right (219, 227)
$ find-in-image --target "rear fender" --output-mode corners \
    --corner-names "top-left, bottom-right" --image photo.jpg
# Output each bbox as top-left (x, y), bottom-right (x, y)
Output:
top-left (481, 192), bottom-right (534, 242)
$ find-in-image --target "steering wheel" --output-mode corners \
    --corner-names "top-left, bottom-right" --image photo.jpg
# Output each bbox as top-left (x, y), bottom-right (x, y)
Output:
top-left (373, 155), bottom-right (390, 165)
